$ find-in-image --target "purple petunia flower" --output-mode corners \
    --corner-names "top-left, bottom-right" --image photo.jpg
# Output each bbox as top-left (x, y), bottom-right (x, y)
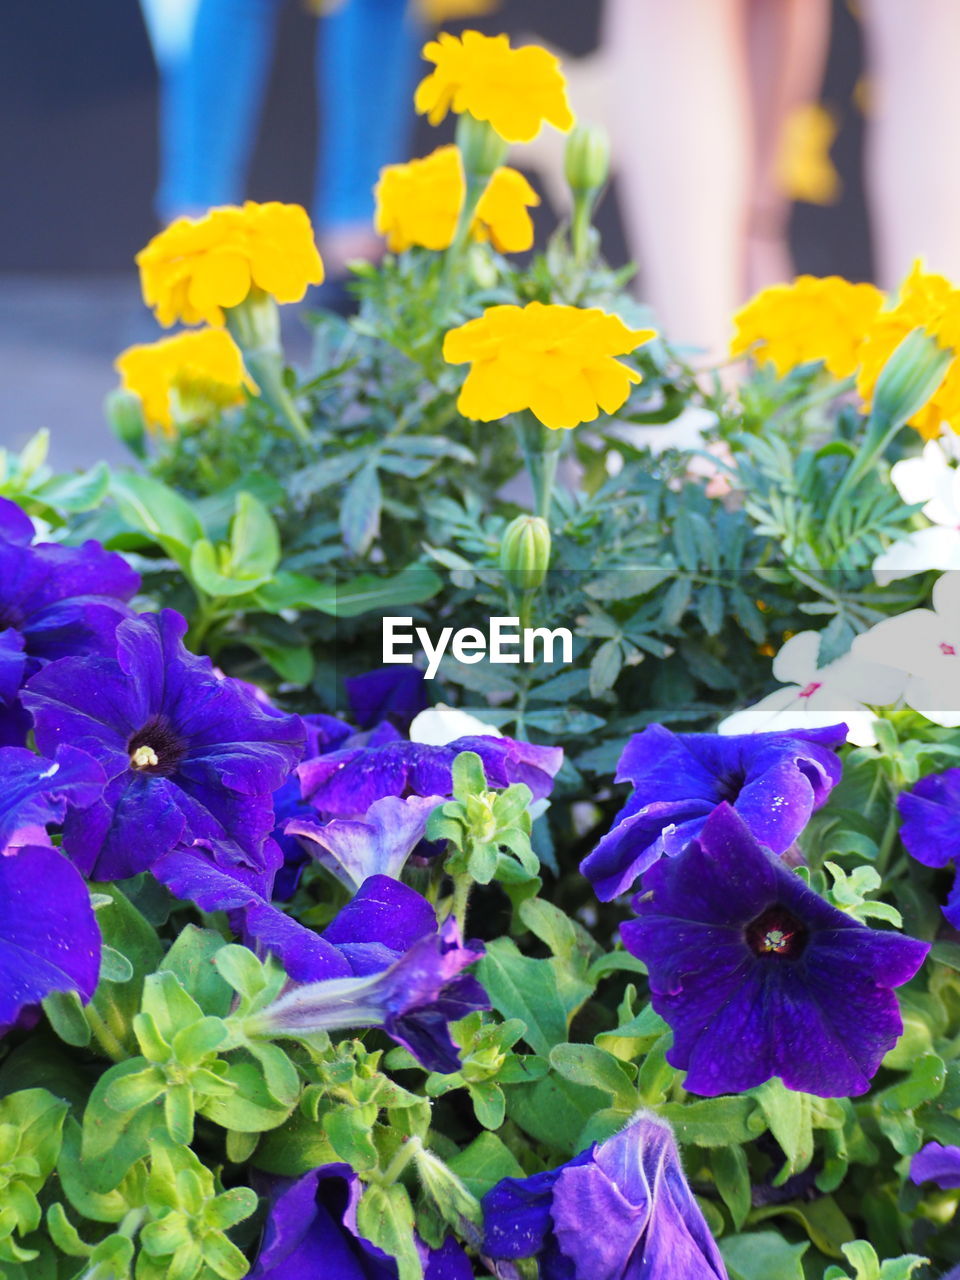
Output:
top-left (580, 722), bottom-right (847, 900)
top-left (285, 793), bottom-right (444, 891)
top-left (0, 504), bottom-right (140, 745)
top-left (482, 1111), bottom-right (727, 1279)
top-left (911, 1141), bottom-right (960, 1190)
top-left (298, 733), bottom-right (562, 821)
top-left (0, 744), bottom-right (105, 852)
top-left (622, 804), bottom-right (928, 1097)
top-left (345, 666), bottom-right (428, 732)
top-left (0, 844), bottom-right (102, 1031)
top-left (250, 1164), bottom-right (472, 1280)
top-left (22, 609), bottom-right (304, 880)
top-left (250, 910), bottom-right (488, 1073)
top-left (898, 767), bottom-right (960, 926)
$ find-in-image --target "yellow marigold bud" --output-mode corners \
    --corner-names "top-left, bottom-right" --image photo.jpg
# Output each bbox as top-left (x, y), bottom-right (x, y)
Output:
top-left (374, 145), bottom-right (539, 255)
top-left (730, 275), bottom-right (884, 379)
top-left (136, 201), bottom-right (325, 328)
top-left (857, 262), bottom-right (960, 439)
top-left (114, 328), bottom-right (253, 436)
top-left (500, 514), bottom-right (551, 590)
top-left (414, 30), bottom-right (575, 144)
top-left (443, 302), bottom-right (655, 430)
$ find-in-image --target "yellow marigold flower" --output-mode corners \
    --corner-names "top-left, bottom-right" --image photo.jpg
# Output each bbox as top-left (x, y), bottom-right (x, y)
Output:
top-left (136, 201), bottom-right (325, 327)
top-left (414, 30), bottom-right (575, 144)
top-left (115, 329), bottom-right (253, 436)
top-left (374, 145), bottom-right (539, 253)
top-left (858, 262), bottom-right (960, 438)
top-left (775, 103), bottom-right (841, 206)
top-left (443, 302), bottom-right (655, 430)
top-left (730, 275), bottom-right (884, 378)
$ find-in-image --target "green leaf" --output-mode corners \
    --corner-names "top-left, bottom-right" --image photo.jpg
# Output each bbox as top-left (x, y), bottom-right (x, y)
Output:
top-left (659, 1095), bottom-right (761, 1147)
top-left (721, 1231), bottom-right (808, 1280)
top-left (505, 1074), bottom-right (607, 1153)
top-left (340, 462), bottom-right (381, 555)
top-left (452, 751), bottom-right (487, 798)
top-left (752, 1081), bottom-right (814, 1184)
top-left (111, 471), bottom-right (203, 570)
top-left (448, 1132), bottom-right (524, 1199)
top-left (549, 1044), bottom-right (636, 1110)
top-left (710, 1144), bottom-right (751, 1230)
top-left (355, 1184), bottom-right (421, 1280)
top-left (41, 991), bottom-right (91, 1048)
top-left (876, 1053), bottom-right (946, 1113)
top-left (198, 1059), bottom-right (295, 1132)
top-left (229, 491), bottom-right (280, 579)
top-left (478, 939), bottom-right (569, 1056)
top-left (190, 538), bottom-right (265, 597)
top-left (161, 926), bottom-right (234, 1018)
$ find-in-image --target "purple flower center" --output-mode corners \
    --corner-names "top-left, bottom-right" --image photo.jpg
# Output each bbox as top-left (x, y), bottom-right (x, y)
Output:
top-left (745, 904), bottom-right (808, 958)
top-left (715, 768), bottom-right (745, 802)
top-left (127, 714), bottom-right (186, 776)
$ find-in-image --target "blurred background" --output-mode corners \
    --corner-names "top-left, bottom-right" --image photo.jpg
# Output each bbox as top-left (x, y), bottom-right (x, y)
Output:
top-left (3, 0), bottom-right (956, 466)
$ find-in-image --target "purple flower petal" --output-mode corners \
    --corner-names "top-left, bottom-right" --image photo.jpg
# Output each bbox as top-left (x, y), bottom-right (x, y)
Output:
top-left (0, 844), bottom-right (101, 1029)
top-left (322, 875), bottom-right (442, 976)
top-left (345, 666), bottom-right (427, 732)
top-left (911, 1142), bottom-right (960, 1190)
top-left (24, 609), bottom-right (304, 878)
top-left (0, 744), bottom-right (105, 853)
top-left (898, 768), bottom-right (960, 870)
top-left (581, 723), bottom-right (846, 901)
top-left (0, 497), bottom-right (34, 545)
top-left (622, 804), bottom-right (929, 1097)
top-left (286, 794), bottom-right (443, 891)
top-left (153, 847), bottom-right (350, 984)
top-left (483, 1113), bottom-right (726, 1279)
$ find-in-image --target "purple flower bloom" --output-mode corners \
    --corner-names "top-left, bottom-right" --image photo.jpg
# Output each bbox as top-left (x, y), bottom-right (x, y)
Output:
top-left (580, 723), bottom-right (847, 901)
top-left (345, 666), bottom-right (427, 732)
top-left (286, 794), bottom-right (444, 891)
top-left (250, 1164), bottom-right (472, 1280)
top-left (482, 1111), bottom-right (727, 1279)
top-left (0, 497), bottom-right (34, 545)
top-left (0, 844), bottom-right (101, 1030)
top-left (23, 610), bottom-right (304, 880)
top-left (622, 804), bottom-right (928, 1097)
top-left (252, 912), bottom-right (488, 1073)
top-left (0, 511), bottom-right (139, 745)
top-left (299, 734), bottom-right (562, 820)
top-left (911, 1142), bottom-right (960, 1190)
top-left (0, 744), bottom-right (105, 852)
top-left (898, 767), bottom-right (960, 926)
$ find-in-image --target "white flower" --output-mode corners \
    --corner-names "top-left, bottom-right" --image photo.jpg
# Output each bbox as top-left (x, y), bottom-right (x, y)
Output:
top-left (853, 570), bottom-right (960, 726)
top-left (873, 438), bottom-right (960, 581)
top-left (409, 704), bottom-right (497, 746)
top-left (718, 630), bottom-right (904, 746)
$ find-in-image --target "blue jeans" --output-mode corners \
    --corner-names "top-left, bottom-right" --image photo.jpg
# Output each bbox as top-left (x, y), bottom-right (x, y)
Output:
top-left (155, 0), bottom-right (420, 232)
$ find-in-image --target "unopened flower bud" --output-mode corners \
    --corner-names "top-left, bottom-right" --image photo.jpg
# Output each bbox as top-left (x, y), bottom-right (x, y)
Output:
top-left (105, 388), bottom-right (148, 459)
top-left (456, 113), bottom-right (509, 182)
top-left (564, 124), bottom-right (611, 195)
top-left (500, 514), bottom-right (551, 591)
top-left (870, 327), bottom-right (953, 432)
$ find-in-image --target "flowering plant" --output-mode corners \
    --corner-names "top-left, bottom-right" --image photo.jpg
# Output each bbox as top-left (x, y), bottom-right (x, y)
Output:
top-left (8, 25), bottom-right (960, 1280)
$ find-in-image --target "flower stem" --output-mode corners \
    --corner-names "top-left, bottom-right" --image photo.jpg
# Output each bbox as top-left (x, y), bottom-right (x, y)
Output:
top-left (226, 290), bottom-right (313, 446)
top-left (517, 411), bottom-right (563, 519)
top-left (85, 1002), bottom-right (128, 1063)
top-left (376, 1136), bottom-right (423, 1187)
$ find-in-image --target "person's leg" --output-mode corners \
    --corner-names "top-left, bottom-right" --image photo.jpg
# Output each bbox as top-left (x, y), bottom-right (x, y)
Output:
top-left (313, 0), bottom-right (421, 272)
top-left (862, 0), bottom-right (960, 288)
top-left (157, 0), bottom-right (284, 222)
top-left (604, 0), bottom-right (751, 359)
top-left (744, 0), bottom-right (832, 291)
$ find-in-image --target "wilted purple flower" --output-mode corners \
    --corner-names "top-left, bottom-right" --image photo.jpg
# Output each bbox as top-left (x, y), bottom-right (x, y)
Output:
top-left (250, 912), bottom-right (488, 1073)
top-left (482, 1111), bottom-right (727, 1279)
top-left (0, 507), bottom-right (139, 745)
top-left (23, 609), bottom-right (304, 880)
top-left (0, 744), bottom-right (105, 852)
top-left (345, 665), bottom-right (427, 732)
top-left (285, 794), bottom-right (443, 891)
top-left (911, 1142), bottom-right (960, 1190)
top-left (250, 1164), bottom-right (471, 1280)
top-left (299, 734), bottom-right (562, 820)
top-left (898, 767), bottom-right (960, 925)
top-left (0, 844), bottom-right (101, 1030)
top-left (622, 804), bottom-right (928, 1097)
top-left (580, 722), bottom-right (846, 900)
